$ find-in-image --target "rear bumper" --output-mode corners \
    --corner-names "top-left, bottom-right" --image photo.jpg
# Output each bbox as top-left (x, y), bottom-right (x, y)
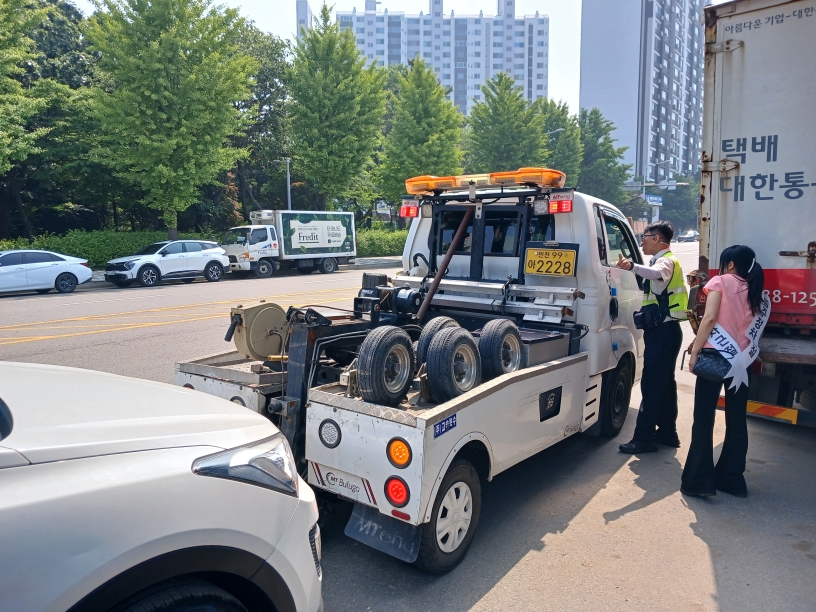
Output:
top-left (717, 397), bottom-right (816, 428)
top-left (229, 262), bottom-right (253, 271)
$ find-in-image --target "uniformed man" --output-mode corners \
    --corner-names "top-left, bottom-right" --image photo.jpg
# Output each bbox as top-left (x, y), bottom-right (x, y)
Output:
top-left (615, 221), bottom-right (688, 453)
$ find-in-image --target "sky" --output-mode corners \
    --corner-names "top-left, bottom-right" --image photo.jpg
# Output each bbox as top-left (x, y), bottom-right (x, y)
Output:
top-left (70, 0), bottom-right (585, 112)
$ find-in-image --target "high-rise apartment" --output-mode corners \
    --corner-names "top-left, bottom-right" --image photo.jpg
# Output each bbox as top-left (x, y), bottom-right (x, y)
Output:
top-left (296, 0), bottom-right (314, 38)
top-left (296, 1), bottom-right (549, 115)
top-left (580, 0), bottom-right (705, 180)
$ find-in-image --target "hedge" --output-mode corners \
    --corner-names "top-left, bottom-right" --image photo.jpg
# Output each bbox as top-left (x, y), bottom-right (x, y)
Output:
top-left (356, 229), bottom-right (409, 258)
top-left (1, 227), bottom-right (409, 268)
top-left (0, 230), bottom-right (214, 269)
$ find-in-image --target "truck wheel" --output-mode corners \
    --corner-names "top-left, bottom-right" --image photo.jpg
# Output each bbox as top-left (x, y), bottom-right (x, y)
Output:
top-left (318, 258), bottom-right (337, 274)
top-left (416, 316), bottom-right (459, 367)
top-left (120, 580), bottom-right (247, 612)
top-left (415, 459), bottom-right (481, 574)
top-left (478, 319), bottom-right (523, 380)
top-left (599, 361), bottom-right (633, 437)
top-left (138, 265), bottom-right (160, 287)
top-left (204, 262), bottom-right (224, 282)
top-left (357, 325), bottom-right (415, 406)
top-left (298, 266), bottom-right (315, 275)
top-left (254, 259), bottom-right (274, 278)
top-left (427, 327), bottom-right (481, 403)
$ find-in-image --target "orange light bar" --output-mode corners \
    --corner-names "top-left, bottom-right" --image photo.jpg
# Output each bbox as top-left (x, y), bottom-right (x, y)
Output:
top-left (405, 175), bottom-right (457, 194)
top-left (454, 173), bottom-right (492, 187)
top-left (489, 167), bottom-right (566, 188)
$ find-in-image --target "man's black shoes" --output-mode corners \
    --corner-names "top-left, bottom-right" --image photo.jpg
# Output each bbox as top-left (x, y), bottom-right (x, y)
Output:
top-left (654, 430), bottom-right (681, 448)
top-left (619, 440), bottom-right (659, 454)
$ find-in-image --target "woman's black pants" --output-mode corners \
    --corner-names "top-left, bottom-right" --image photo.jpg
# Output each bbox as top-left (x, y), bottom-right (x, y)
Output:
top-left (681, 370), bottom-right (750, 495)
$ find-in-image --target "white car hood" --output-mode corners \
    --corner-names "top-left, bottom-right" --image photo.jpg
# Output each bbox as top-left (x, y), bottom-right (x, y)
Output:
top-left (107, 255), bottom-right (144, 265)
top-left (0, 362), bottom-right (274, 464)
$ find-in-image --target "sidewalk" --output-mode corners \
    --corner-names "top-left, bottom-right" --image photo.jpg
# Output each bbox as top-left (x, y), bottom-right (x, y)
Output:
top-left (89, 256), bottom-right (403, 282)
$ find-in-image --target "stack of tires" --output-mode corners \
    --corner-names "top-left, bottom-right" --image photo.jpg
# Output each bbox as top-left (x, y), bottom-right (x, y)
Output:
top-left (356, 317), bottom-right (526, 407)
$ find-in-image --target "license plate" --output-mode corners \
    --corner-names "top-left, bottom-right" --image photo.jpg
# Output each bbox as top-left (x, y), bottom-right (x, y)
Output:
top-left (525, 248), bottom-right (576, 276)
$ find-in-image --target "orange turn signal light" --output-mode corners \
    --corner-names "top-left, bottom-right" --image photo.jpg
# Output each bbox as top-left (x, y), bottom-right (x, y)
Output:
top-left (387, 438), bottom-right (412, 468)
top-left (405, 175), bottom-right (457, 194)
top-left (489, 167), bottom-right (566, 187)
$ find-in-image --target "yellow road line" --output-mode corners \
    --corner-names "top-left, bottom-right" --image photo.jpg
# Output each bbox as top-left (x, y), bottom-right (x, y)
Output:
top-left (0, 296), bottom-right (358, 346)
top-left (0, 286), bottom-right (360, 331)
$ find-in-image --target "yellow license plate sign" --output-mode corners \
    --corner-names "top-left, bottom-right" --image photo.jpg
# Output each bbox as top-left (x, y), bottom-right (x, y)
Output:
top-left (525, 248), bottom-right (577, 276)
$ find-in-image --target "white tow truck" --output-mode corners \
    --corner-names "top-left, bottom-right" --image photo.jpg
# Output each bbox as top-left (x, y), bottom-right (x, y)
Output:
top-left (303, 168), bottom-right (647, 572)
top-left (221, 209), bottom-right (356, 277)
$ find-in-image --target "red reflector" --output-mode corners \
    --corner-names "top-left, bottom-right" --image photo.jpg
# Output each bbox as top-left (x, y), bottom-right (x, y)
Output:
top-left (273, 243), bottom-right (277, 248)
top-left (391, 509), bottom-right (410, 521)
top-left (81, 262), bottom-right (89, 267)
top-left (400, 204), bottom-right (419, 218)
top-left (384, 476), bottom-right (410, 507)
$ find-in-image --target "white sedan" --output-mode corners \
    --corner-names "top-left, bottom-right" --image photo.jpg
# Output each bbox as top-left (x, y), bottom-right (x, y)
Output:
top-left (0, 249), bottom-right (92, 295)
top-left (0, 362), bottom-right (323, 612)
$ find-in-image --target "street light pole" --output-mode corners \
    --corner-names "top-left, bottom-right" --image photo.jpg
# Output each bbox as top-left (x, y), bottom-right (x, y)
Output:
top-left (273, 158), bottom-right (292, 211)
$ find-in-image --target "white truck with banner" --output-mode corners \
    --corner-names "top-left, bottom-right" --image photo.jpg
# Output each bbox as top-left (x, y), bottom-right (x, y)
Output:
top-left (221, 210), bottom-right (356, 277)
top-left (700, 0), bottom-right (816, 427)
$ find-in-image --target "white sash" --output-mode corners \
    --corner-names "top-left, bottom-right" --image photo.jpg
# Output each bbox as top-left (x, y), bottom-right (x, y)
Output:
top-left (706, 293), bottom-right (771, 390)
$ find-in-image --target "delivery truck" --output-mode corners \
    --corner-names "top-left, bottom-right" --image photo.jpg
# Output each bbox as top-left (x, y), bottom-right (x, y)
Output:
top-left (221, 210), bottom-right (356, 277)
top-left (701, 0), bottom-right (816, 426)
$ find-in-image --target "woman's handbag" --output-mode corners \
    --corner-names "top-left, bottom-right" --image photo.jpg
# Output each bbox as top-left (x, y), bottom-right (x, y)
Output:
top-left (692, 348), bottom-right (732, 383)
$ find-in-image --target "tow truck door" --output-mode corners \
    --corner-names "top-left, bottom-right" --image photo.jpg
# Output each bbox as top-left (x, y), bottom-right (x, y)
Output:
top-left (599, 208), bottom-right (645, 378)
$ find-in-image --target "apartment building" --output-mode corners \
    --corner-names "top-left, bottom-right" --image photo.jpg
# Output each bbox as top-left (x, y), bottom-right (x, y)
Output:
top-left (296, 0), bottom-right (549, 115)
top-left (580, 0), bottom-right (705, 179)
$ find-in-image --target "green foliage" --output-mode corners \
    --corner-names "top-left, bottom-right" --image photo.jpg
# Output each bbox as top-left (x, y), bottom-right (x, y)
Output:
top-left (0, 0), bottom-right (51, 174)
top-left (289, 4), bottom-right (386, 207)
top-left (465, 73), bottom-right (548, 173)
top-left (536, 99), bottom-right (582, 187)
top-left (0, 229), bottom-right (215, 267)
top-left (617, 193), bottom-right (652, 221)
top-left (231, 25), bottom-right (291, 217)
top-left (379, 59), bottom-right (463, 202)
top-left (659, 173), bottom-right (700, 231)
top-left (576, 108), bottom-right (632, 205)
top-left (356, 228), bottom-right (408, 257)
top-left (86, 0), bottom-right (255, 233)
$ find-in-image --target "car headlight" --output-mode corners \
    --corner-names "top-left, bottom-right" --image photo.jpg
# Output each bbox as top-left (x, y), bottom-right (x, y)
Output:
top-left (192, 433), bottom-right (299, 497)
top-left (124, 260), bottom-right (136, 270)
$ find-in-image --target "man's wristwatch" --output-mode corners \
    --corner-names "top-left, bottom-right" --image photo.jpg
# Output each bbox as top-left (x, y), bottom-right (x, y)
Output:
top-left (626, 259), bottom-right (634, 271)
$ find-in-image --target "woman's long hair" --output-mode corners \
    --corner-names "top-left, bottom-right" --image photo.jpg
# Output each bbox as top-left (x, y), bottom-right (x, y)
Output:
top-left (719, 245), bottom-right (764, 315)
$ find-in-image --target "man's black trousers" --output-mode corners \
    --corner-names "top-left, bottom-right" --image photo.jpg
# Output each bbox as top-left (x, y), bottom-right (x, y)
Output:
top-left (632, 321), bottom-right (684, 442)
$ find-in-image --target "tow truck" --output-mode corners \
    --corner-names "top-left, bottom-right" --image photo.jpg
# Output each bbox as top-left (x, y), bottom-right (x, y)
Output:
top-left (175, 167), bottom-right (646, 573)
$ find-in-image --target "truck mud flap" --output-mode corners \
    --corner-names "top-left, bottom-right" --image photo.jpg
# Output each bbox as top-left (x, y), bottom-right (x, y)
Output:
top-left (344, 503), bottom-right (421, 563)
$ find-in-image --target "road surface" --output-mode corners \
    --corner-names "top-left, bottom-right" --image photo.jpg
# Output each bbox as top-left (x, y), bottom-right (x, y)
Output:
top-left (1, 243), bottom-right (814, 611)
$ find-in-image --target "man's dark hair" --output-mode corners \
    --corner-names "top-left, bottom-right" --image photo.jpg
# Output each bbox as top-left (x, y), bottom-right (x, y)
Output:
top-left (645, 220), bottom-right (674, 243)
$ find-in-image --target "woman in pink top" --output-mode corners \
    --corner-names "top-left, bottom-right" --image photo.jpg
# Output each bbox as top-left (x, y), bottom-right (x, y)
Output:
top-left (682, 245), bottom-right (765, 498)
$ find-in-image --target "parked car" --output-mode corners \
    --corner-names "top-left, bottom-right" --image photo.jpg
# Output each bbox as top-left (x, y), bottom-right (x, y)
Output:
top-left (676, 230), bottom-right (699, 242)
top-left (0, 361), bottom-right (323, 612)
top-left (0, 249), bottom-right (92, 295)
top-left (105, 240), bottom-right (229, 287)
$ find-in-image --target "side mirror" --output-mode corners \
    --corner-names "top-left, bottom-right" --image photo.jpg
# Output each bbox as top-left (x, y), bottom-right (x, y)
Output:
top-left (160, 252), bottom-right (168, 257)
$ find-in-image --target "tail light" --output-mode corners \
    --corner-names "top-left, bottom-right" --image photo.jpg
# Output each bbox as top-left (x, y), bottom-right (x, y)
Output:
top-left (400, 204), bottom-right (419, 218)
top-left (384, 476), bottom-right (410, 507)
top-left (81, 262), bottom-right (89, 267)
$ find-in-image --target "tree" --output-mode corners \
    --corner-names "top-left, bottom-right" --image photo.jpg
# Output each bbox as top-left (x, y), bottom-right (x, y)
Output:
top-left (465, 73), bottom-right (547, 173)
top-left (576, 107), bottom-right (631, 205)
top-left (86, 0), bottom-right (255, 238)
top-left (289, 4), bottom-right (386, 209)
top-left (230, 25), bottom-right (291, 219)
top-left (0, 0), bottom-right (49, 176)
top-left (536, 99), bottom-right (582, 187)
top-left (659, 173), bottom-right (700, 231)
top-left (379, 59), bottom-right (463, 202)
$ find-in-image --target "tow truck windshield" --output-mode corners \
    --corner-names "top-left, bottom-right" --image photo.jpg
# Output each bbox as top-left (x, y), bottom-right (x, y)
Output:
top-left (222, 228), bottom-right (249, 246)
